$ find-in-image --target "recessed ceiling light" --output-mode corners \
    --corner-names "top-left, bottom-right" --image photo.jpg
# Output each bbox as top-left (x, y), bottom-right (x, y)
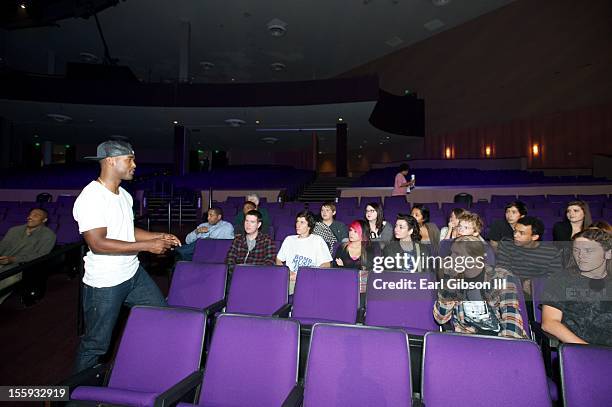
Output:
top-left (270, 62), bottom-right (286, 72)
top-left (261, 137), bottom-right (278, 144)
top-left (79, 52), bottom-right (100, 63)
top-left (225, 118), bottom-right (246, 127)
top-left (338, 117), bottom-right (343, 122)
top-left (20, 3), bottom-right (26, 9)
top-left (267, 18), bottom-right (288, 37)
top-left (200, 61), bottom-right (215, 70)
top-left (424, 19), bottom-right (445, 31)
top-left (386, 36), bottom-right (404, 47)
top-left (173, 120), bottom-right (178, 124)
top-left (46, 113), bottom-right (72, 123)
top-left (255, 120), bottom-right (260, 124)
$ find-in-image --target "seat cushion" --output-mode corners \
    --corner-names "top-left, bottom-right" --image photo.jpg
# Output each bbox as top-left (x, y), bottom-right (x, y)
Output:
top-left (71, 386), bottom-right (159, 407)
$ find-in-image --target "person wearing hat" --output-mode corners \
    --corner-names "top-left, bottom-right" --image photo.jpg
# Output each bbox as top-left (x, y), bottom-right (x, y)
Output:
top-left (72, 140), bottom-right (181, 373)
top-left (433, 236), bottom-right (527, 338)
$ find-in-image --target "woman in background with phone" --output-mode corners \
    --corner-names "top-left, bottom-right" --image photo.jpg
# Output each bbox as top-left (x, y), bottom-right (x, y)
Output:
top-left (391, 163), bottom-right (415, 202)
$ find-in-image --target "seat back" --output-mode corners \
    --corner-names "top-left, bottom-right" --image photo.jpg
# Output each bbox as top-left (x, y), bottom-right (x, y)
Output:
top-left (422, 333), bottom-right (551, 407)
top-left (108, 306), bottom-right (206, 392)
top-left (365, 271), bottom-right (439, 334)
top-left (192, 239), bottom-right (233, 263)
top-left (560, 344), bottom-right (612, 407)
top-left (167, 262), bottom-right (227, 310)
top-left (292, 267), bottom-right (359, 324)
top-left (199, 314), bottom-right (299, 406)
top-left (226, 265), bottom-right (289, 316)
top-left (303, 323), bottom-right (412, 407)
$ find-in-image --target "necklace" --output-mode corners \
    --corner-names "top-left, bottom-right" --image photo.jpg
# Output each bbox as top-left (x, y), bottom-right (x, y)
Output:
top-left (97, 177), bottom-right (118, 194)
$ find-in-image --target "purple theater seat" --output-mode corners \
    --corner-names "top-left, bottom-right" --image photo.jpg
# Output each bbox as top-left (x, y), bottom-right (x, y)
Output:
top-left (226, 265), bottom-right (289, 316)
top-left (365, 271), bottom-right (439, 336)
top-left (185, 314), bottom-right (299, 407)
top-left (71, 306), bottom-right (206, 407)
top-left (422, 333), bottom-right (551, 407)
top-left (56, 222), bottom-right (81, 244)
top-left (440, 202), bottom-right (468, 214)
top-left (167, 262), bottom-right (227, 311)
top-left (291, 267), bottom-right (359, 325)
top-left (192, 239), bottom-right (233, 263)
top-left (275, 225), bottom-right (296, 242)
top-left (490, 195), bottom-right (517, 208)
top-left (577, 194), bottom-right (608, 203)
top-left (337, 196), bottom-right (358, 208)
top-left (518, 195), bottom-right (547, 208)
top-left (547, 194), bottom-right (576, 204)
top-left (302, 323), bottom-right (412, 407)
top-left (560, 344), bottom-right (612, 407)
top-left (4, 210), bottom-right (29, 223)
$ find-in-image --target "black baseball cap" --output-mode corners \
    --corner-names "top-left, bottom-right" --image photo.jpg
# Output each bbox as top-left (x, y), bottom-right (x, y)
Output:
top-left (84, 140), bottom-right (135, 160)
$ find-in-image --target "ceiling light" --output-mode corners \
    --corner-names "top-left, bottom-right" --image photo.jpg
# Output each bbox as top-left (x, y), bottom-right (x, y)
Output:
top-left (200, 61), bottom-right (215, 70)
top-left (261, 137), bottom-right (278, 144)
top-left (225, 118), bottom-right (246, 128)
top-left (432, 0), bottom-right (451, 5)
top-left (424, 19), bottom-right (445, 31)
top-left (270, 62), bottom-right (286, 72)
top-left (255, 120), bottom-right (260, 124)
top-left (20, 3), bottom-right (26, 9)
top-left (46, 113), bottom-right (72, 123)
top-left (338, 117), bottom-right (343, 122)
top-left (267, 18), bottom-right (288, 37)
top-left (173, 120), bottom-right (178, 125)
top-left (79, 52), bottom-right (100, 63)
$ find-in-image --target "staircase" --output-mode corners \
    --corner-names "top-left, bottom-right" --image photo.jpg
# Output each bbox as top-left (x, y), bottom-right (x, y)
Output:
top-left (297, 177), bottom-right (354, 202)
top-left (145, 193), bottom-right (200, 224)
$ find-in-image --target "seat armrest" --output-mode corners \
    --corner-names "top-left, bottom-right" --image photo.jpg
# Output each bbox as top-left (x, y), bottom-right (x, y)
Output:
top-left (153, 369), bottom-right (204, 407)
top-left (531, 321), bottom-right (559, 377)
top-left (357, 306), bottom-right (366, 324)
top-left (281, 383), bottom-right (304, 407)
top-left (203, 299), bottom-right (227, 316)
top-left (272, 303), bottom-right (292, 318)
top-left (60, 363), bottom-right (110, 390)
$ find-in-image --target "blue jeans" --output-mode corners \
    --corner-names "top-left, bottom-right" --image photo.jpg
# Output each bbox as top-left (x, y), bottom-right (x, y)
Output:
top-left (74, 266), bottom-right (167, 373)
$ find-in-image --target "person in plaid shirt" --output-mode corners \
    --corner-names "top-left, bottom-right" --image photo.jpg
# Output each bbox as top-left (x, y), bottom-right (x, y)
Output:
top-left (433, 236), bottom-right (527, 339)
top-left (225, 209), bottom-right (276, 272)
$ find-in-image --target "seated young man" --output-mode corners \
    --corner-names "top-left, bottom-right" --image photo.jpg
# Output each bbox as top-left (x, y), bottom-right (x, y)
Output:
top-left (233, 194), bottom-right (271, 234)
top-left (176, 206), bottom-right (234, 260)
top-left (276, 210), bottom-right (332, 294)
top-left (312, 201), bottom-right (348, 254)
top-left (541, 227), bottom-right (612, 346)
top-left (0, 208), bottom-right (56, 303)
top-left (233, 201), bottom-right (258, 236)
top-left (487, 201), bottom-right (527, 250)
top-left (496, 216), bottom-right (562, 283)
top-left (439, 212), bottom-right (495, 265)
top-left (225, 209), bottom-right (276, 273)
top-left (433, 236), bottom-right (527, 339)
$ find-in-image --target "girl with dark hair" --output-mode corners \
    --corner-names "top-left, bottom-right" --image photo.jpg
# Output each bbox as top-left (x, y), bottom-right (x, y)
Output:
top-left (553, 200), bottom-right (593, 241)
top-left (542, 227), bottom-right (612, 346)
top-left (364, 202), bottom-right (393, 242)
top-left (411, 204), bottom-right (441, 254)
top-left (440, 208), bottom-right (466, 240)
top-left (381, 214), bottom-right (430, 272)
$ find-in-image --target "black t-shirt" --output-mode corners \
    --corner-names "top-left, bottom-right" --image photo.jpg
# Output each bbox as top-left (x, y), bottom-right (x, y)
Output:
top-left (487, 220), bottom-right (514, 242)
top-left (333, 244), bottom-right (374, 270)
top-left (542, 271), bottom-right (612, 346)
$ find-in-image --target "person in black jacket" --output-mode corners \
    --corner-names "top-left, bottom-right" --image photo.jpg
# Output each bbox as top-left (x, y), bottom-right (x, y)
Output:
top-left (553, 200), bottom-right (593, 242)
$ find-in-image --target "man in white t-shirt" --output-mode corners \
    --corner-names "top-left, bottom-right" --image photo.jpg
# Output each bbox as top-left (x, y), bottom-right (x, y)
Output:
top-left (72, 140), bottom-right (181, 373)
top-left (276, 210), bottom-right (332, 294)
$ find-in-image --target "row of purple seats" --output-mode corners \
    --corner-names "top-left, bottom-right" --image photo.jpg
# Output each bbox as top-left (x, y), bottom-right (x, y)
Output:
top-left (66, 302), bottom-right (611, 407)
top-left (0, 220), bottom-right (80, 244)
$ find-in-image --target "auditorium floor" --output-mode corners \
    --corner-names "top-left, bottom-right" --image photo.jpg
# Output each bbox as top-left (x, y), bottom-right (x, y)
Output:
top-left (0, 256), bottom-right (173, 391)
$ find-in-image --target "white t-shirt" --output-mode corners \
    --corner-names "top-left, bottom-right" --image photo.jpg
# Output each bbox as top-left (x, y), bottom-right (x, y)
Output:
top-left (277, 234), bottom-right (333, 293)
top-left (73, 181), bottom-right (139, 288)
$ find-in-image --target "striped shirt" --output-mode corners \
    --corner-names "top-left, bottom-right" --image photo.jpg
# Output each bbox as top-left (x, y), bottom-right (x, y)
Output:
top-left (434, 266), bottom-right (528, 339)
top-left (496, 239), bottom-right (562, 277)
